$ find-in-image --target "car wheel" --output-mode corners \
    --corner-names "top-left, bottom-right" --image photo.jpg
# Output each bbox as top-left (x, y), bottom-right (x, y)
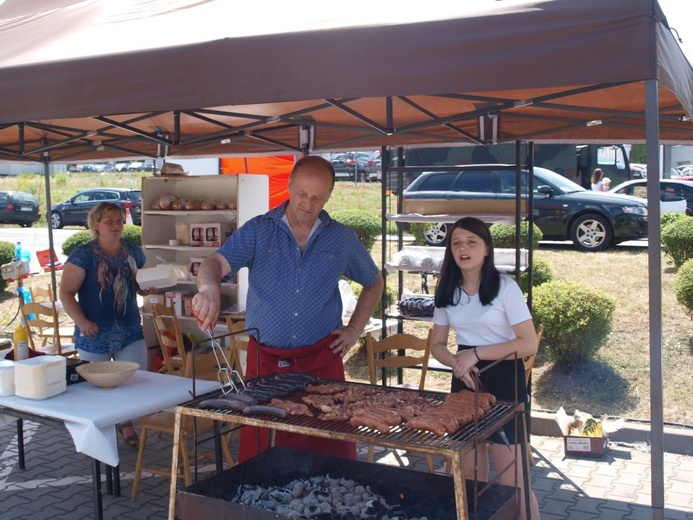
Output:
top-left (51, 212), bottom-right (64, 229)
top-left (21, 222), bottom-right (33, 228)
top-left (425, 222), bottom-right (449, 247)
top-left (570, 213), bottom-right (613, 251)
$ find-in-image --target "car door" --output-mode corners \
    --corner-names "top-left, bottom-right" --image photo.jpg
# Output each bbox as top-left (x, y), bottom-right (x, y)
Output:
top-left (497, 169), bottom-right (567, 237)
top-left (63, 191), bottom-right (95, 226)
top-left (659, 182), bottom-right (687, 214)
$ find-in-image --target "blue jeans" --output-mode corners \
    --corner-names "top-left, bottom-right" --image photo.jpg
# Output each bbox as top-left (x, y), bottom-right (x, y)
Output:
top-left (77, 339), bottom-right (148, 370)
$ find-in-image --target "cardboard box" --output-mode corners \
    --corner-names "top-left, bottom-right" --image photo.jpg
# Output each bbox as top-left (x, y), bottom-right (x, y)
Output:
top-left (188, 257), bottom-right (205, 281)
top-left (189, 225), bottom-right (205, 246)
top-left (563, 435), bottom-right (608, 457)
top-left (142, 293), bottom-right (166, 313)
top-left (165, 291), bottom-right (191, 317)
top-left (203, 223), bottom-right (221, 247)
top-left (183, 294), bottom-right (193, 317)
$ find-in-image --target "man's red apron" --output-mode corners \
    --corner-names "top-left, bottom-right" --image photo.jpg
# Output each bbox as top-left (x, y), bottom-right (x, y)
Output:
top-left (238, 333), bottom-right (357, 463)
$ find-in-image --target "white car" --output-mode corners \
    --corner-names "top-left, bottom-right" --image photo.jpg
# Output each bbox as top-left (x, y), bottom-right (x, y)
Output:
top-left (609, 179), bottom-right (691, 215)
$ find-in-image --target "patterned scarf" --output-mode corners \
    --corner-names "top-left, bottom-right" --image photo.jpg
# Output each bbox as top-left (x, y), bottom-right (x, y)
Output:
top-left (92, 242), bottom-right (137, 316)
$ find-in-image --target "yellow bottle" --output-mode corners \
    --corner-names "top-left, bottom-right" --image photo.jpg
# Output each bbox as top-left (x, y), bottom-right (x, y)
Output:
top-left (13, 323), bottom-right (29, 361)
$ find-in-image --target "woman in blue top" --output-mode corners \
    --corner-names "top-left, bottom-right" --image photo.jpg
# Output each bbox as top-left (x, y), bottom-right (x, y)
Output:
top-left (59, 202), bottom-right (147, 449)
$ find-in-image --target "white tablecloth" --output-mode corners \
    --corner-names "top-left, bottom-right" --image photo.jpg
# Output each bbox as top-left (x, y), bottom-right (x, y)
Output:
top-left (0, 371), bottom-right (218, 466)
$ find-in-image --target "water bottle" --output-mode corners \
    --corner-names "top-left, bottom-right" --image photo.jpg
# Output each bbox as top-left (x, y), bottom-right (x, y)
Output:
top-left (14, 242), bottom-right (22, 261)
top-left (13, 323), bottom-right (29, 361)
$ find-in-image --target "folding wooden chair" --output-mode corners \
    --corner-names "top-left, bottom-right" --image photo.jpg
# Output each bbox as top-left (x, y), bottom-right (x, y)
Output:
top-left (19, 301), bottom-right (76, 357)
top-left (365, 330), bottom-right (435, 473)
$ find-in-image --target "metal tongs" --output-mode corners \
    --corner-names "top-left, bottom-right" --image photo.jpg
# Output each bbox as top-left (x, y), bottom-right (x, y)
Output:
top-left (202, 327), bottom-right (246, 395)
top-left (192, 306), bottom-right (246, 394)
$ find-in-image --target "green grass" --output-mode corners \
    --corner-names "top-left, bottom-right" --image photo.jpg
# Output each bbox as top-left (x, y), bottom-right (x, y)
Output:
top-left (0, 171), bottom-right (147, 227)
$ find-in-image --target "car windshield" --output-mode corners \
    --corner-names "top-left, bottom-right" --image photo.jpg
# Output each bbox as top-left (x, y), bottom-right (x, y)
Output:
top-left (533, 167), bottom-right (585, 195)
top-left (127, 191), bottom-right (142, 201)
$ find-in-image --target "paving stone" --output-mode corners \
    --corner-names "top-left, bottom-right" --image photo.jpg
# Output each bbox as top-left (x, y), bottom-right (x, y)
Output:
top-left (2, 420), bottom-right (693, 520)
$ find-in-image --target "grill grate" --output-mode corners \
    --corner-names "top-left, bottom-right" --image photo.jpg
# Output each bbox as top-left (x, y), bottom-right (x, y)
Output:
top-left (184, 378), bottom-right (518, 453)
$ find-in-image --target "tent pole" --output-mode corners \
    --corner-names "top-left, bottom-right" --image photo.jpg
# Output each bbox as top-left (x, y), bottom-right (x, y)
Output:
top-left (645, 78), bottom-right (664, 520)
top-left (41, 157), bottom-right (58, 298)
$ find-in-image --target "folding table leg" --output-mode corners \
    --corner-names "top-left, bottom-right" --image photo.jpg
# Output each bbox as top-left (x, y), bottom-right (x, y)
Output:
top-left (16, 419), bottom-right (25, 470)
top-left (105, 465), bottom-right (113, 495)
top-left (113, 465), bottom-right (121, 497)
top-left (92, 459), bottom-right (104, 520)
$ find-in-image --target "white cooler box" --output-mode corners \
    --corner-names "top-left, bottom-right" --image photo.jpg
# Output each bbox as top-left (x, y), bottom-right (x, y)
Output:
top-left (14, 356), bottom-right (67, 399)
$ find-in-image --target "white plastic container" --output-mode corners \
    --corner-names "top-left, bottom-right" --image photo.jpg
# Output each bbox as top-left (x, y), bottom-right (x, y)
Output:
top-left (14, 356), bottom-right (67, 399)
top-left (0, 360), bottom-right (15, 396)
top-left (136, 264), bottom-right (178, 289)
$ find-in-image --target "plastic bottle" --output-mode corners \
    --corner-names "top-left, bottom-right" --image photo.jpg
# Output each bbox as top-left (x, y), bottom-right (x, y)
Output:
top-left (13, 323), bottom-right (29, 361)
top-left (17, 286), bottom-right (32, 306)
top-left (14, 242), bottom-right (22, 261)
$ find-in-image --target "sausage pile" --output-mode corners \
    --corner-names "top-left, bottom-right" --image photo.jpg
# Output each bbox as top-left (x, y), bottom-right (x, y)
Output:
top-left (199, 376), bottom-right (496, 437)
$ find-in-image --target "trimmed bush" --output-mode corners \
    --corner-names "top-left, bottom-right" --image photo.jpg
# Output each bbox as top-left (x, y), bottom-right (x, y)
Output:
top-left (674, 258), bottom-right (693, 315)
top-left (490, 221), bottom-right (543, 249)
top-left (350, 280), bottom-right (396, 319)
top-left (532, 281), bottom-right (615, 368)
top-left (409, 223), bottom-right (428, 246)
top-left (0, 241), bottom-right (16, 292)
top-left (661, 216), bottom-right (693, 267)
top-left (122, 225), bottom-right (142, 246)
top-left (331, 209), bottom-right (380, 252)
top-left (660, 212), bottom-right (686, 233)
top-left (517, 254), bottom-right (554, 293)
top-left (61, 225), bottom-right (142, 256)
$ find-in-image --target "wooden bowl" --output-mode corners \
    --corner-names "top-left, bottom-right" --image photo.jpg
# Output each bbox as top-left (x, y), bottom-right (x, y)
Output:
top-left (76, 361), bottom-right (139, 388)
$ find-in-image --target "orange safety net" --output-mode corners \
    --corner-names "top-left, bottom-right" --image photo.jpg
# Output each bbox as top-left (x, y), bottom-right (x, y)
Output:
top-left (221, 155), bottom-right (295, 209)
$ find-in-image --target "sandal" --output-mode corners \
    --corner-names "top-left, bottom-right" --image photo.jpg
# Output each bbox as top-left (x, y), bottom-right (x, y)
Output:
top-left (117, 421), bottom-right (139, 450)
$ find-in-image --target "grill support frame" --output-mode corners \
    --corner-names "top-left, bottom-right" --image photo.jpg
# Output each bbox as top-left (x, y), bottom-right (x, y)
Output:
top-left (167, 382), bottom-right (531, 519)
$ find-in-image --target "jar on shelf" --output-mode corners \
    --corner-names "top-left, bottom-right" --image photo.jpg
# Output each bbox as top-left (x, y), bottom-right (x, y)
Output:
top-left (175, 223), bottom-right (190, 245)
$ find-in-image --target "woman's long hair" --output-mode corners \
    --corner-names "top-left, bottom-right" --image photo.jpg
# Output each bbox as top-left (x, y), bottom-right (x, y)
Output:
top-left (591, 168), bottom-right (604, 185)
top-left (434, 217), bottom-right (500, 307)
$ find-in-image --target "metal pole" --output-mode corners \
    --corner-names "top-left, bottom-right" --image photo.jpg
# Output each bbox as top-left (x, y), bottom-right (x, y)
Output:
top-left (41, 153), bottom-right (58, 297)
top-left (645, 78), bottom-right (664, 520)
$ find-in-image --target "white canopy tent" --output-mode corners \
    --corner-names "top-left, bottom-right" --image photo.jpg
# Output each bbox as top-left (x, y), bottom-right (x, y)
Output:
top-left (1, 1), bottom-right (692, 516)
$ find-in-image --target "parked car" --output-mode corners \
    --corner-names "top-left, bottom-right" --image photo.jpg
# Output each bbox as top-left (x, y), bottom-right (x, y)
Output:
top-left (367, 151), bottom-right (382, 180)
top-left (402, 165), bottom-right (649, 251)
top-left (330, 152), bottom-right (370, 181)
top-left (50, 188), bottom-right (142, 229)
top-left (0, 191), bottom-right (41, 227)
top-left (610, 178), bottom-right (693, 215)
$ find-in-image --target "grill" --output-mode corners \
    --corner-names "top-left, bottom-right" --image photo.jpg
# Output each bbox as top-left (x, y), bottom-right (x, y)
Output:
top-left (170, 378), bottom-right (526, 520)
top-left (178, 447), bottom-right (517, 520)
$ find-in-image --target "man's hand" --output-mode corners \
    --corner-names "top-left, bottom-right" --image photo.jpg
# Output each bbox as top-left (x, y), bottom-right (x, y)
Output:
top-left (191, 291), bottom-right (220, 331)
top-left (328, 325), bottom-right (359, 357)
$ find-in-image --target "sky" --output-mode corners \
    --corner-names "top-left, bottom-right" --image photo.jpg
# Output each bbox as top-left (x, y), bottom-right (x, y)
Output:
top-left (658, 0), bottom-right (693, 63)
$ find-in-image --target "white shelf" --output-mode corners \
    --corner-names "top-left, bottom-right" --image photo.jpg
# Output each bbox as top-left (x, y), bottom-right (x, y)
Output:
top-left (141, 174), bottom-right (268, 347)
top-left (143, 244), bottom-right (218, 252)
top-left (144, 210), bottom-right (236, 216)
top-left (171, 279), bottom-right (237, 289)
top-left (386, 213), bottom-right (520, 225)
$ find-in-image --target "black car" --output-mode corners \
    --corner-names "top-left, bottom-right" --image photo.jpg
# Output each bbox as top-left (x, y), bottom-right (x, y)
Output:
top-left (403, 165), bottom-right (649, 251)
top-left (330, 152), bottom-right (370, 181)
top-left (50, 188), bottom-right (142, 229)
top-left (0, 191), bottom-right (41, 227)
top-left (610, 179), bottom-right (693, 216)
